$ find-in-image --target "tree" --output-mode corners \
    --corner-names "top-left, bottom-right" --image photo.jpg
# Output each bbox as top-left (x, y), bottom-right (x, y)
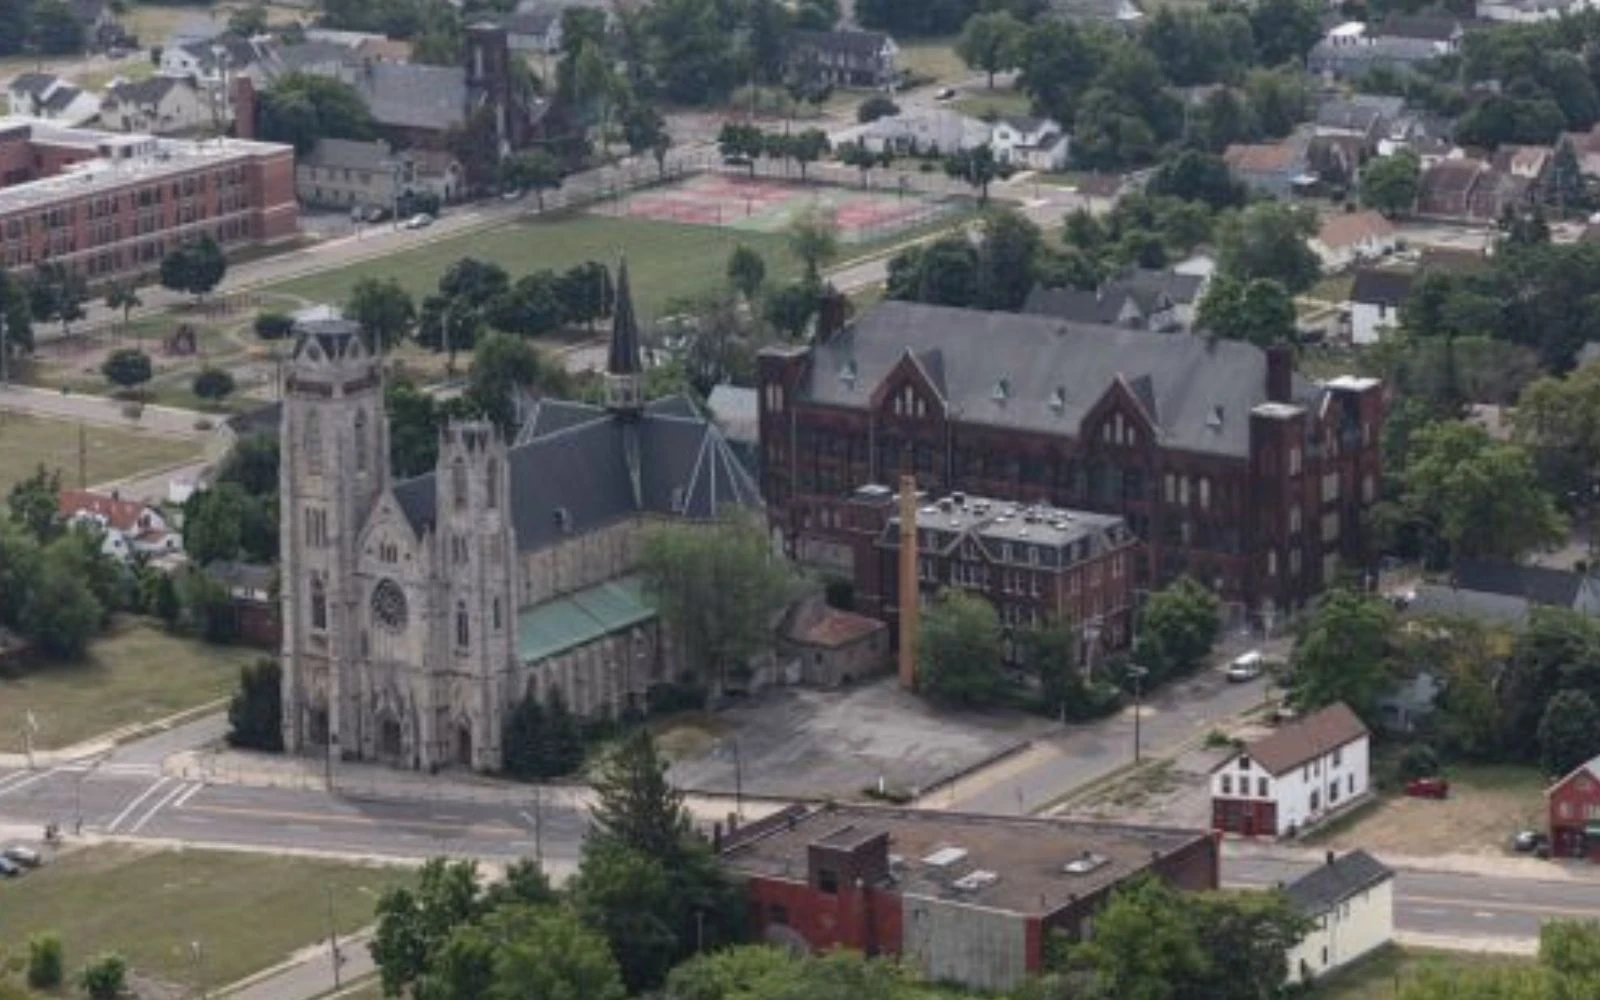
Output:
top-left (501, 689), bottom-right (583, 780)
top-left (762, 280), bottom-right (821, 339)
top-left (104, 281), bottom-right (142, 333)
top-left (8, 465), bottom-right (61, 542)
top-left (78, 954), bottom-right (127, 1000)
top-left (1147, 150), bottom-right (1247, 211)
top-left (857, 94), bottom-right (899, 122)
top-left (622, 103), bottom-right (672, 178)
top-left (1215, 201), bottom-right (1320, 293)
top-left (1133, 576), bottom-right (1221, 684)
top-left (1196, 275), bottom-right (1297, 346)
top-left (944, 143), bottom-right (1000, 202)
top-left (371, 858), bottom-right (485, 997)
top-left (485, 905), bottom-right (626, 1000)
top-left (229, 2), bottom-right (270, 36)
top-left (192, 367), bottom-right (236, 402)
top-left (568, 841), bottom-right (683, 992)
top-left (258, 72), bottom-right (376, 153)
top-left (588, 728), bottom-right (691, 861)
top-left (726, 245), bottom-right (767, 301)
top-left (255, 311), bottom-right (295, 340)
top-left (555, 261), bottom-right (613, 331)
top-left (1361, 149), bottom-right (1422, 217)
top-left (464, 331), bottom-right (550, 434)
top-left (488, 271), bottom-right (565, 339)
top-left (638, 515), bottom-right (796, 689)
top-left (160, 237), bottom-right (227, 300)
top-left (348, 276), bottom-right (416, 352)
top-left (101, 348), bottom-right (153, 391)
top-left (789, 128), bottom-right (831, 181)
top-left (151, 571), bottom-right (181, 630)
top-left (976, 207), bottom-right (1043, 311)
top-left (1550, 139), bottom-right (1585, 213)
top-left (0, 268), bottom-right (33, 360)
top-left (838, 139), bottom-right (892, 187)
top-left (29, 262), bottom-right (87, 335)
top-left (217, 433), bottom-right (280, 498)
top-left (1539, 689), bottom-right (1600, 776)
top-left (387, 376), bottom-right (443, 478)
top-left (418, 294), bottom-right (484, 372)
top-left (30, 0), bottom-right (84, 54)
top-left (956, 10), bottom-right (1024, 88)
top-left (1248, 0), bottom-right (1319, 67)
top-left (26, 933), bottom-right (63, 991)
top-left (1069, 876), bottom-right (1210, 999)
top-left (887, 235), bottom-right (980, 307)
top-left (440, 258), bottom-right (510, 303)
top-left (918, 589), bottom-right (1007, 708)
top-left (1289, 588), bottom-right (1396, 725)
top-left (500, 150), bottom-right (564, 209)
top-left (785, 207), bottom-right (840, 284)
top-left (227, 658), bottom-right (284, 752)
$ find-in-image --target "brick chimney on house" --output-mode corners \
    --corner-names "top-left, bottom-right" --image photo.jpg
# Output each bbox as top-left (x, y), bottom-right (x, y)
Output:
top-left (1266, 345), bottom-right (1293, 403)
top-left (230, 75), bottom-right (257, 139)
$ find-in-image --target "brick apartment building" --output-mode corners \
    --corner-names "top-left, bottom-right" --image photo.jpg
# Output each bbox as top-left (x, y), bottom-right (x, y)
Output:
top-left (0, 119), bottom-right (296, 282)
top-left (757, 302), bottom-right (1385, 623)
top-left (718, 803), bottom-right (1219, 993)
top-left (836, 485), bottom-right (1140, 660)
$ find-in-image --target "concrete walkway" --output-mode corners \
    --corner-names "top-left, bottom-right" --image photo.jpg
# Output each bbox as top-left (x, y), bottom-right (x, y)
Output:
top-left (0, 382), bottom-right (211, 437)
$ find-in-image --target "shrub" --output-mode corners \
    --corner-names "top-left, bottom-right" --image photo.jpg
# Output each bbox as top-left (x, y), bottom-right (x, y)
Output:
top-left (79, 953), bottom-right (127, 1000)
top-left (1398, 743), bottom-right (1440, 781)
top-left (1203, 728), bottom-right (1235, 750)
top-left (253, 311), bottom-right (294, 339)
top-left (857, 94), bottom-right (900, 123)
top-left (192, 367), bottom-right (236, 401)
top-left (27, 933), bottom-right (64, 990)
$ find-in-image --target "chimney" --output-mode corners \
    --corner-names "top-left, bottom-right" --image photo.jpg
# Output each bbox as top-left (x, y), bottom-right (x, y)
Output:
top-left (898, 474), bottom-right (918, 691)
top-left (1266, 345), bottom-right (1293, 403)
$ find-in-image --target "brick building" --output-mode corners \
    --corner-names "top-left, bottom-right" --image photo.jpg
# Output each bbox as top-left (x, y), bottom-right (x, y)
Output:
top-left (0, 119), bottom-right (295, 282)
top-left (834, 485), bottom-right (1139, 661)
top-left (757, 302), bottom-right (1385, 624)
top-left (718, 803), bottom-right (1219, 993)
top-left (1547, 753), bottom-right (1600, 861)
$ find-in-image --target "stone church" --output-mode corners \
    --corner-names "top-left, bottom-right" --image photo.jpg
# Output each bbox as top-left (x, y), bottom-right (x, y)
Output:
top-left (277, 264), bottom-right (762, 772)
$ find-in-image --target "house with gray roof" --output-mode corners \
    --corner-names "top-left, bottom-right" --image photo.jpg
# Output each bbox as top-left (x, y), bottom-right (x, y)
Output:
top-left (5, 73), bottom-right (100, 126)
top-left (785, 29), bottom-right (899, 89)
top-left (1307, 35), bottom-right (1441, 82)
top-left (1284, 850), bottom-right (1395, 984)
top-left (1022, 281), bottom-right (1180, 331)
top-left (102, 75), bottom-right (211, 134)
top-left (296, 137), bottom-right (464, 209)
top-left (853, 108), bottom-right (990, 156)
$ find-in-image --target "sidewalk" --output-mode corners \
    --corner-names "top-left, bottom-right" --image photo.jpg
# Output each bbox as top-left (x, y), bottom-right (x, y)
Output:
top-left (1223, 839), bottom-right (1600, 884)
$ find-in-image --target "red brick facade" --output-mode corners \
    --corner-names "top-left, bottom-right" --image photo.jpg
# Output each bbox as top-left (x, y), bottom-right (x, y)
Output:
top-left (1547, 758), bottom-right (1600, 861)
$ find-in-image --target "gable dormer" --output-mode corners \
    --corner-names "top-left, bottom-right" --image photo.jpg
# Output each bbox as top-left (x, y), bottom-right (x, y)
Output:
top-left (869, 347), bottom-right (947, 422)
top-left (1081, 375), bottom-right (1158, 451)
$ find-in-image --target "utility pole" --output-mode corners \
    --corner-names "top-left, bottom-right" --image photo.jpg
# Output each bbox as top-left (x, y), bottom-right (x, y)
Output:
top-left (1128, 665), bottom-right (1149, 763)
top-left (326, 884), bottom-right (343, 990)
top-left (731, 738), bottom-right (744, 822)
top-left (78, 422), bottom-right (87, 488)
top-left (1, 312), bottom-right (8, 388)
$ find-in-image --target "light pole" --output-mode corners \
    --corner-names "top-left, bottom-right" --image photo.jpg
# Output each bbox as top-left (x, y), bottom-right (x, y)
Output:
top-left (325, 884), bottom-right (342, 990)
top-left (1127, 665), bottom-right (1149, 763)
top-left (191, 940), bottom-right (207, 1000)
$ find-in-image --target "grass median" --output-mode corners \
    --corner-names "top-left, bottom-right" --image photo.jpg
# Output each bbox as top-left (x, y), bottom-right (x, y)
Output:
top-left (0, 413), bottom-right (198, 496)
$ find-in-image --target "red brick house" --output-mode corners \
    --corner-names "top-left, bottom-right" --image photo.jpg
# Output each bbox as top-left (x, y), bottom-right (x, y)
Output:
top-left (1547, 754), bottom-right (1600, 860)
top-left (757, 302), bottom-right (1385, 625)
top-left (718, 803), bottom-right (1219, 993)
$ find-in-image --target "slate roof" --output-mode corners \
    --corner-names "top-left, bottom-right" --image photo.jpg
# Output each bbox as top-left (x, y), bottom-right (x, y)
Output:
top-left (1349, 268), bottom-right (1414, 307)
top-left (785, 28), bottom-right (893, 60)
top-left (1116, 266), bottom-right (1205, 306)
top-left (41, 85), bottom-right (81, 113)
top-left (1239, 703), bottom-right (1368, 777)
top-left (1406, 582), bottom-right (1532, 625)
top-left (1284, 850), bottom-right (1394, 917)
top-left (10, 72), bottom-right (57, 98)
top-left (1307, 37), bottom-right (1440, 75)
top-left (799, 301), bottom-right (1317, 459)
top-left (179, 35), bottom-right (274, 72)
top-left (300, 137), bottom-right (395, 171)
top-left (1315, 95), bottom-right (1404, 134)
top-left (105, 75), bottom-right (185, 106)
top-left (1452, 559), bottom-right (1600, 613)
top-left (1022, 285), bottom-right (1139, 325)
top-left (349, 62), bottom-right (467, 132)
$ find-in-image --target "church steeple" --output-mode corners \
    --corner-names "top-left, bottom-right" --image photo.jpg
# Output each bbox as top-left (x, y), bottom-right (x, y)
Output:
top-left (605, 257), bottom-right (643, 416)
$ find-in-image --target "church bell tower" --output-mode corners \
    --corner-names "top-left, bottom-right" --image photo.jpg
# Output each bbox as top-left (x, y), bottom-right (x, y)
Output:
top-left (604, 257), bottom-right (643, 416)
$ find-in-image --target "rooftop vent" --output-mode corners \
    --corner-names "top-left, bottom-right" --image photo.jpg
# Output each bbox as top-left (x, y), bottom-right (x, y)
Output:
top-left (938, 497), bottom-right (954, 512)
top-left (1063, 851), bottom-right (1110, 875)
top-left (952, 491), bottom-right (966, 506)
top-left (553, 507), bottom-right (572, 533)
top-left (922, 846), bottom-right (968, 868)
top-left (992, 376), bottom-right (1010, 403)
top-left (1207, 405), bottom-right (1225, 432)
top-left (1049, 386), bottom-right (1067, 412)
top-left (839, 359), bottom-right (857, 389)
top-left (952, 869), bottom-right (999, 892)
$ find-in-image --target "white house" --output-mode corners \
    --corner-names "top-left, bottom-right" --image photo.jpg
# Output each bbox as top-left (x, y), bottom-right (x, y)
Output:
top-left (1210, 702), bottom-right (1371, 837)
top-left (58, 489), bottom-right (182, 560)
top-left (854, 108), bottom-right (991, 157)
top-left (991, 115), bottom-right (1071, 171)
top-left (101, 75), bottom-right (213, 134)
top-left (1346, 269), bottom-right (1413, 346)
top-left (1284, 850), bottom-right (1396, 985)
top-left (6, 73), bottom-right (101, 125)
top-left (1311, 210), bottom-right (1398, 272)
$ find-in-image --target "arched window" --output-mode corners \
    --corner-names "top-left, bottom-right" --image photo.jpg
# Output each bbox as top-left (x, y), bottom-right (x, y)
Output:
top-left (492, 597), bottom-right (502, 631)
top-left (455, 602), bottom-right (470, 648)
top-left (354, 409), bottom-right (369, 474)
top-left (486, 458), bottom-right (499, 509)
top-left (310, 575), bottom-right (327, 631)
top-left (305, 411), bottom-right (324, 474)
top-left (452, 459), bottom-right (468, 509)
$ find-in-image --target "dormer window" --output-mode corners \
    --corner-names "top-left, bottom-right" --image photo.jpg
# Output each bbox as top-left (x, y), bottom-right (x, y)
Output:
top-left (992, 376), bottom-right (1010, 403)
top-left (1207, 405), bottom-right (1225, 432)
top-left (1049, 386), bottom-right (1066, 412)
top-left (840, 359), bottom-right (858, 389)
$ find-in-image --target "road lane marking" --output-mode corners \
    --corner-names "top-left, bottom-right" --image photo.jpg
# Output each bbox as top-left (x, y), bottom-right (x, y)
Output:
top-left (1404, 894), bottom-right (1600, 920)
top-left (185, 803), bottom-right (525, 837)
top-left (0, 768), bottom-right (63, 797)
top-left (105, 776), bottom-right (172, 833)
top-left (172, 782), bottom-right (205, 810)
top-left (1474, 911), bottom-right (1497, 919)
top-left (128, 780), bottom-right (192, 834)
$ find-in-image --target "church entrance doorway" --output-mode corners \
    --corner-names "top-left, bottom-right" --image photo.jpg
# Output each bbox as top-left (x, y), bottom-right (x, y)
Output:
top-left (455, 723), bottom-right (473, 768)
top-left (379, 718), bottom-right (402, 762)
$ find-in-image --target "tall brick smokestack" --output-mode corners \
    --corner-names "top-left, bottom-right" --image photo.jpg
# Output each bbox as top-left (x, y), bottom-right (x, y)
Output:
top-left (898, 474), bottom-right (918, 691)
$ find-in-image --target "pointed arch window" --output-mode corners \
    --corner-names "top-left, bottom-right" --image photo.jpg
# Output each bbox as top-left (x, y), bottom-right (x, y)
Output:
top-left (455, 601), bottom-right (470, 648)
top-left (310, 575), bottom-right (328, 631)
top-left (452, 458), bottom-right (468, 510)
top-left (305, 410), bottom-right (324, 474)
top-left (486, 458), bottom-right (499, 509)
top-left (354, 409), bottom-right (369, 474)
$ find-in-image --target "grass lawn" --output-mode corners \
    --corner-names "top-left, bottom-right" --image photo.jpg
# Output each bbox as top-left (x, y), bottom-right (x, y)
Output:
top-left (1313, 757), bottom-right (1547, 857)
top-left (0, 413), bottom-right (198, 496)
top-left (897, 38), bottom-right (966, 83)
top-left (269, 213), bottom-right (803, 323)
top-left (953, 88), bottom-right (1034, 121)
top-left (0, 845), bottom-right (413, 991)
top-left (1308, 272), bottom-right (1356, 304)
top-left (1314, 944), bottom-right (1533, 998)
top-left (0, 618), bottom-right (262, 752)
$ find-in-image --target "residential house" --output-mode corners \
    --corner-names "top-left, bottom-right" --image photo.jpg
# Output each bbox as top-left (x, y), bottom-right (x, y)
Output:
top-left (1284, 850), bottom-right (1396, 984)
top-left (718, 803), bottom-right (1219, 993)
top-left (779, 594), bottom-right (889, 686)
top-left (1478, 0), bottom-right (1592, 22)
top-left (1415, 158), bottom-right (1532, 223)
top-left (159, 35), bottom-right (277, 89)
top-left (1377, 13), bottom-right (1465, 53)
top-left (303, 28), bottom-right (413, 62)
top-left (6, 73), bottom-right (100, 125)
top-left (1407, 559), bottom-right (1600, 627)
top-left (1562, 125), bottom-right (1600, 177)
top-left (503, 4), bottom-right (564, 55)
top-left (1114, 265), bottom-right (1209, 330)
top-left (203, 559), bottom-right (279, 648)
top-left (1346, 268), bottom-right (1412, 345)
top-left (1308, 133), bottom-right (1365, 192)
top-left (1314, 94), bottom-right (1406, 151)
top-left (856, 108), bottom-right (990, 157)
top-left (1224, 131), bottom-right (1315, 197)
top-left (70, 0), bottom-right (127, 51)
top-left (1312, 210), bottom-right (1398, 272)
top-left (785, 29), bottom-right (899, 89)
top-left (296, 137), bottom-right (464, 209)
top-left (1491, 143), bottom-right (1553, 184)
top-left (1049, 0), bottom-right (1145, 24)
top-left (990, 115), bottom-right (1071, 171)
top-left (58, 488), bottom-right (182, 560)
top-left (1022, 283), bottom-right (1179, 331)
top-left (1210, 702), bottom-right (1371, 837)
top-left (1547, 754), bottom-right (1600, 860)
top-left (1307, 34), bottom-right (1442, 82)
top-left (1378, 109), bottom-right (1455, 162)
top-left (101, 75), bottom-right (212, 134)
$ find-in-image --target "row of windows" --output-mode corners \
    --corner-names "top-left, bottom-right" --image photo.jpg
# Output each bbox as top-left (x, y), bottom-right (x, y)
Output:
top-left (1220, 774), bottom-right (1271, 797)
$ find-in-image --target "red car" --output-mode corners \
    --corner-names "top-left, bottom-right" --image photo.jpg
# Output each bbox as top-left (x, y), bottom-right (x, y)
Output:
top-left (1404, 776), bottom-right (1450, 799)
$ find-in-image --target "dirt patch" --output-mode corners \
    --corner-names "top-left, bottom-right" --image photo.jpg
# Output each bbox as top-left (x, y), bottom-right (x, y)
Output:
top-left (1060, 745), bottom-right (1230, 828)
top-left (1313, 765), bottom-right (1546, 857)
top-left (651, 712), bottom-right (734, 761)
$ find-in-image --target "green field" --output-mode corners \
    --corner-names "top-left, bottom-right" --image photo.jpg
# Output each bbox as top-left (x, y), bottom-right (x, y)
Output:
top-left (0, 413), bottom-right (198, 496)
top-left (1315, 944), bottom-right (1533, 998)
top-left (270, 213), bottom-right (803, 323)
top-left (0, 846), bottom-right (413, 991)
top-left (0, 618), bottom-right (261, 752)
top-left (897, 38), bottom-right (967, 83)
top-left (953, 88), bottom-right (1035, 121)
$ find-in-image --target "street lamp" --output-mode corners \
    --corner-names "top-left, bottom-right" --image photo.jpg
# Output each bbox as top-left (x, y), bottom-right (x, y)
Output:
top-left (1126, 665), bottom-right (1149, 763)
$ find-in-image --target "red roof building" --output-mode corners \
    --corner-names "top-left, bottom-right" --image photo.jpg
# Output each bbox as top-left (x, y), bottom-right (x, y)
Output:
top-left (1547, 754), bottom-right (1600, 861)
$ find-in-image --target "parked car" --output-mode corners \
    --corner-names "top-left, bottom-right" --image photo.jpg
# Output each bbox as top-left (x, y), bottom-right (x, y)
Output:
top-left (1513, 829), bottom-right (1548, 853)
top-left (935, 87), bottom-right (957, 100)
top-left (1404, 776), bottom-right (1450, 799)
top-left (0, 856), bottom-right (19, 877)
top-left (1, 845), bottom-right (40, 867)
top-left (364, 205), bottom-right (390, 223)
top-left (1225, 650), bottom-right (1264, 682)
top-left (401, 213), bottom-right (434, 230)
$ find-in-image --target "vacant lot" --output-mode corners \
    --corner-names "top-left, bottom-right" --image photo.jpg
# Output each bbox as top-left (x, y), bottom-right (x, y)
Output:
top-left (271, 213), bottom-right (801, 322)
top-left (953, 88), bottom-right (1034, 121)
top-left (0, 619), bottom-right (259, 752)
top-left (1313, 764), bottom-right (1546, 857)
top-left (0, 845), bottom-right (412, 991)
top-left (897, 39), bottom-right (966, 83)
top-left (0, 412), bottom-right (198, 495)
top-left (1316, 944), bottom-right (1533, 999)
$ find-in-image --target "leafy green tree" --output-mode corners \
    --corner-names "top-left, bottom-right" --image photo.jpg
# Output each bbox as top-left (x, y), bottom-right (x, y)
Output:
top-left (1242, 66), bottom-right (1310, 138)
top-left (957, 10), bottom-right (1024, 88)
top-left (788, 128), bottom-right (831, 181)
top-left (500, 150), bottom-right (564, 209)
top-left (78, 954), bottom-right (126, 1000)
top-left (229, 3), bottom-right (270, 36)
top-left (217, 433), bottom-right (280, 498)
top-left (30, 0), bottom-right (84, 54)
top-left (944, 143), bottom-right (1000, 202)
top-left (387, 376), bottom-right (442, 478)
top-left (152, 571), bottom-right (181, 630)
top-left (348, 277), bottom-right (417, 352)
top-left (1196, 275), bottom-right (1297, 347)
top-left (101, 348), bottom-right (153, 391)
top-left (569, 840), bottom-right (682, 992)
top-left (638, 515), bottom-right (797, 689)
top-left (1549, 139), bottom-right (1585, 212)
top-left (159, 236), bottom-right (227, 300)
top-left (8, 464), bottom-right (61, 542)
top-left (838, 138), bottom-right (893, 187)
top-left (29, 261), bottom-right (87, 335)
top-left (555, 261), bottom-right (612, 331)
top-left (857, 95), bottom-right (899, 123)
top-left (918, 589), bottom-right (1008, 708)
top-left (976, 207), bottom-right (1043, 311)
top-left (726, 245), bottom-right (767, 301)
top-left (501, 688), bottom-right (583, 779)
top-left (417, 294), bottom-right (484, 372)
top-left (26, 933), bottom-right (63, 990)
top-left (1069, 876), bottom-right (1209, 999)
top-left (785, 206), bottom-right (840, 283)
top-left (486, 905), bottom-right (626, 1000)
top-left (1215, 201), bottom-right (1320, 293)
top-left (1289, 588), bottom-right (1396, 725)
top-left (1133, 576), bottom-right (1221, 683)
top-left (0, 268), bottom-right (34, 359)
top-left (1360, 149), bottom-right (1422, 217)
top-left (623, 102), bottom-right (673, 179)
top-left (104, 281), bottom-right (142, 332)
top-left (255, 311), bottom-right (295, 340)
top-left (1539, 689), bottom-right (1600, 776)
top-left (464, 331), bottom-right (548, 434)
top-left (1248, 0), bottom-right (1319, 67)
top-left (887, 235), bottom-right (980, 306)
top-left (192, 367), bottom-right (236, 402)
top-left (227, 659), bottom-right (284, 751)
top-left (258, 72), bottom-right (376, 153)
top-left (717, 122), bottom-right (764, 174)
top-left (762, 280), bottom-right (821, 340)
top-left (371, 859), bottom-right (485, 997)
top-left (589, 728), bottom-right (693, 860)
top-left (1147, 150), bottom-right (1247, 210)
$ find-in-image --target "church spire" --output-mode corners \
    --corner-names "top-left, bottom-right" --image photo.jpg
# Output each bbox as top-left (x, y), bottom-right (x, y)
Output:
top-left (605, 256), bottom-right (643, 415)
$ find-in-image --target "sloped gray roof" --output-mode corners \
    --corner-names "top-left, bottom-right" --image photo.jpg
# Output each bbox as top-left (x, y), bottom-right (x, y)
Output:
top-left (1407, 582), bottom-right (1531, 625)
top-left (1117, 266), bottom-right (1205, 306)
top-left (350, 62), bottom-right (467, 132)
top-left (1349, 269), bottom-right (1413, 307)
top-left (395, 397), bottom-right (761, 550)
top-left (10, 72), bottom-right (57, 98)
top-left (1022, 285), bottom-right (1139, 325)
top-left (1284, 851), bottom-right (1394, 917)
top-left (786, 28), bottom-right (892, 60)
top-left (105, 75), bottom-right (185, 106)
top-left (41, 85), bottom-right (81, 113)
top-left (301, 137), bottom-right (395, 171)
top-left (804, 301), bottom-right (1288, 458)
